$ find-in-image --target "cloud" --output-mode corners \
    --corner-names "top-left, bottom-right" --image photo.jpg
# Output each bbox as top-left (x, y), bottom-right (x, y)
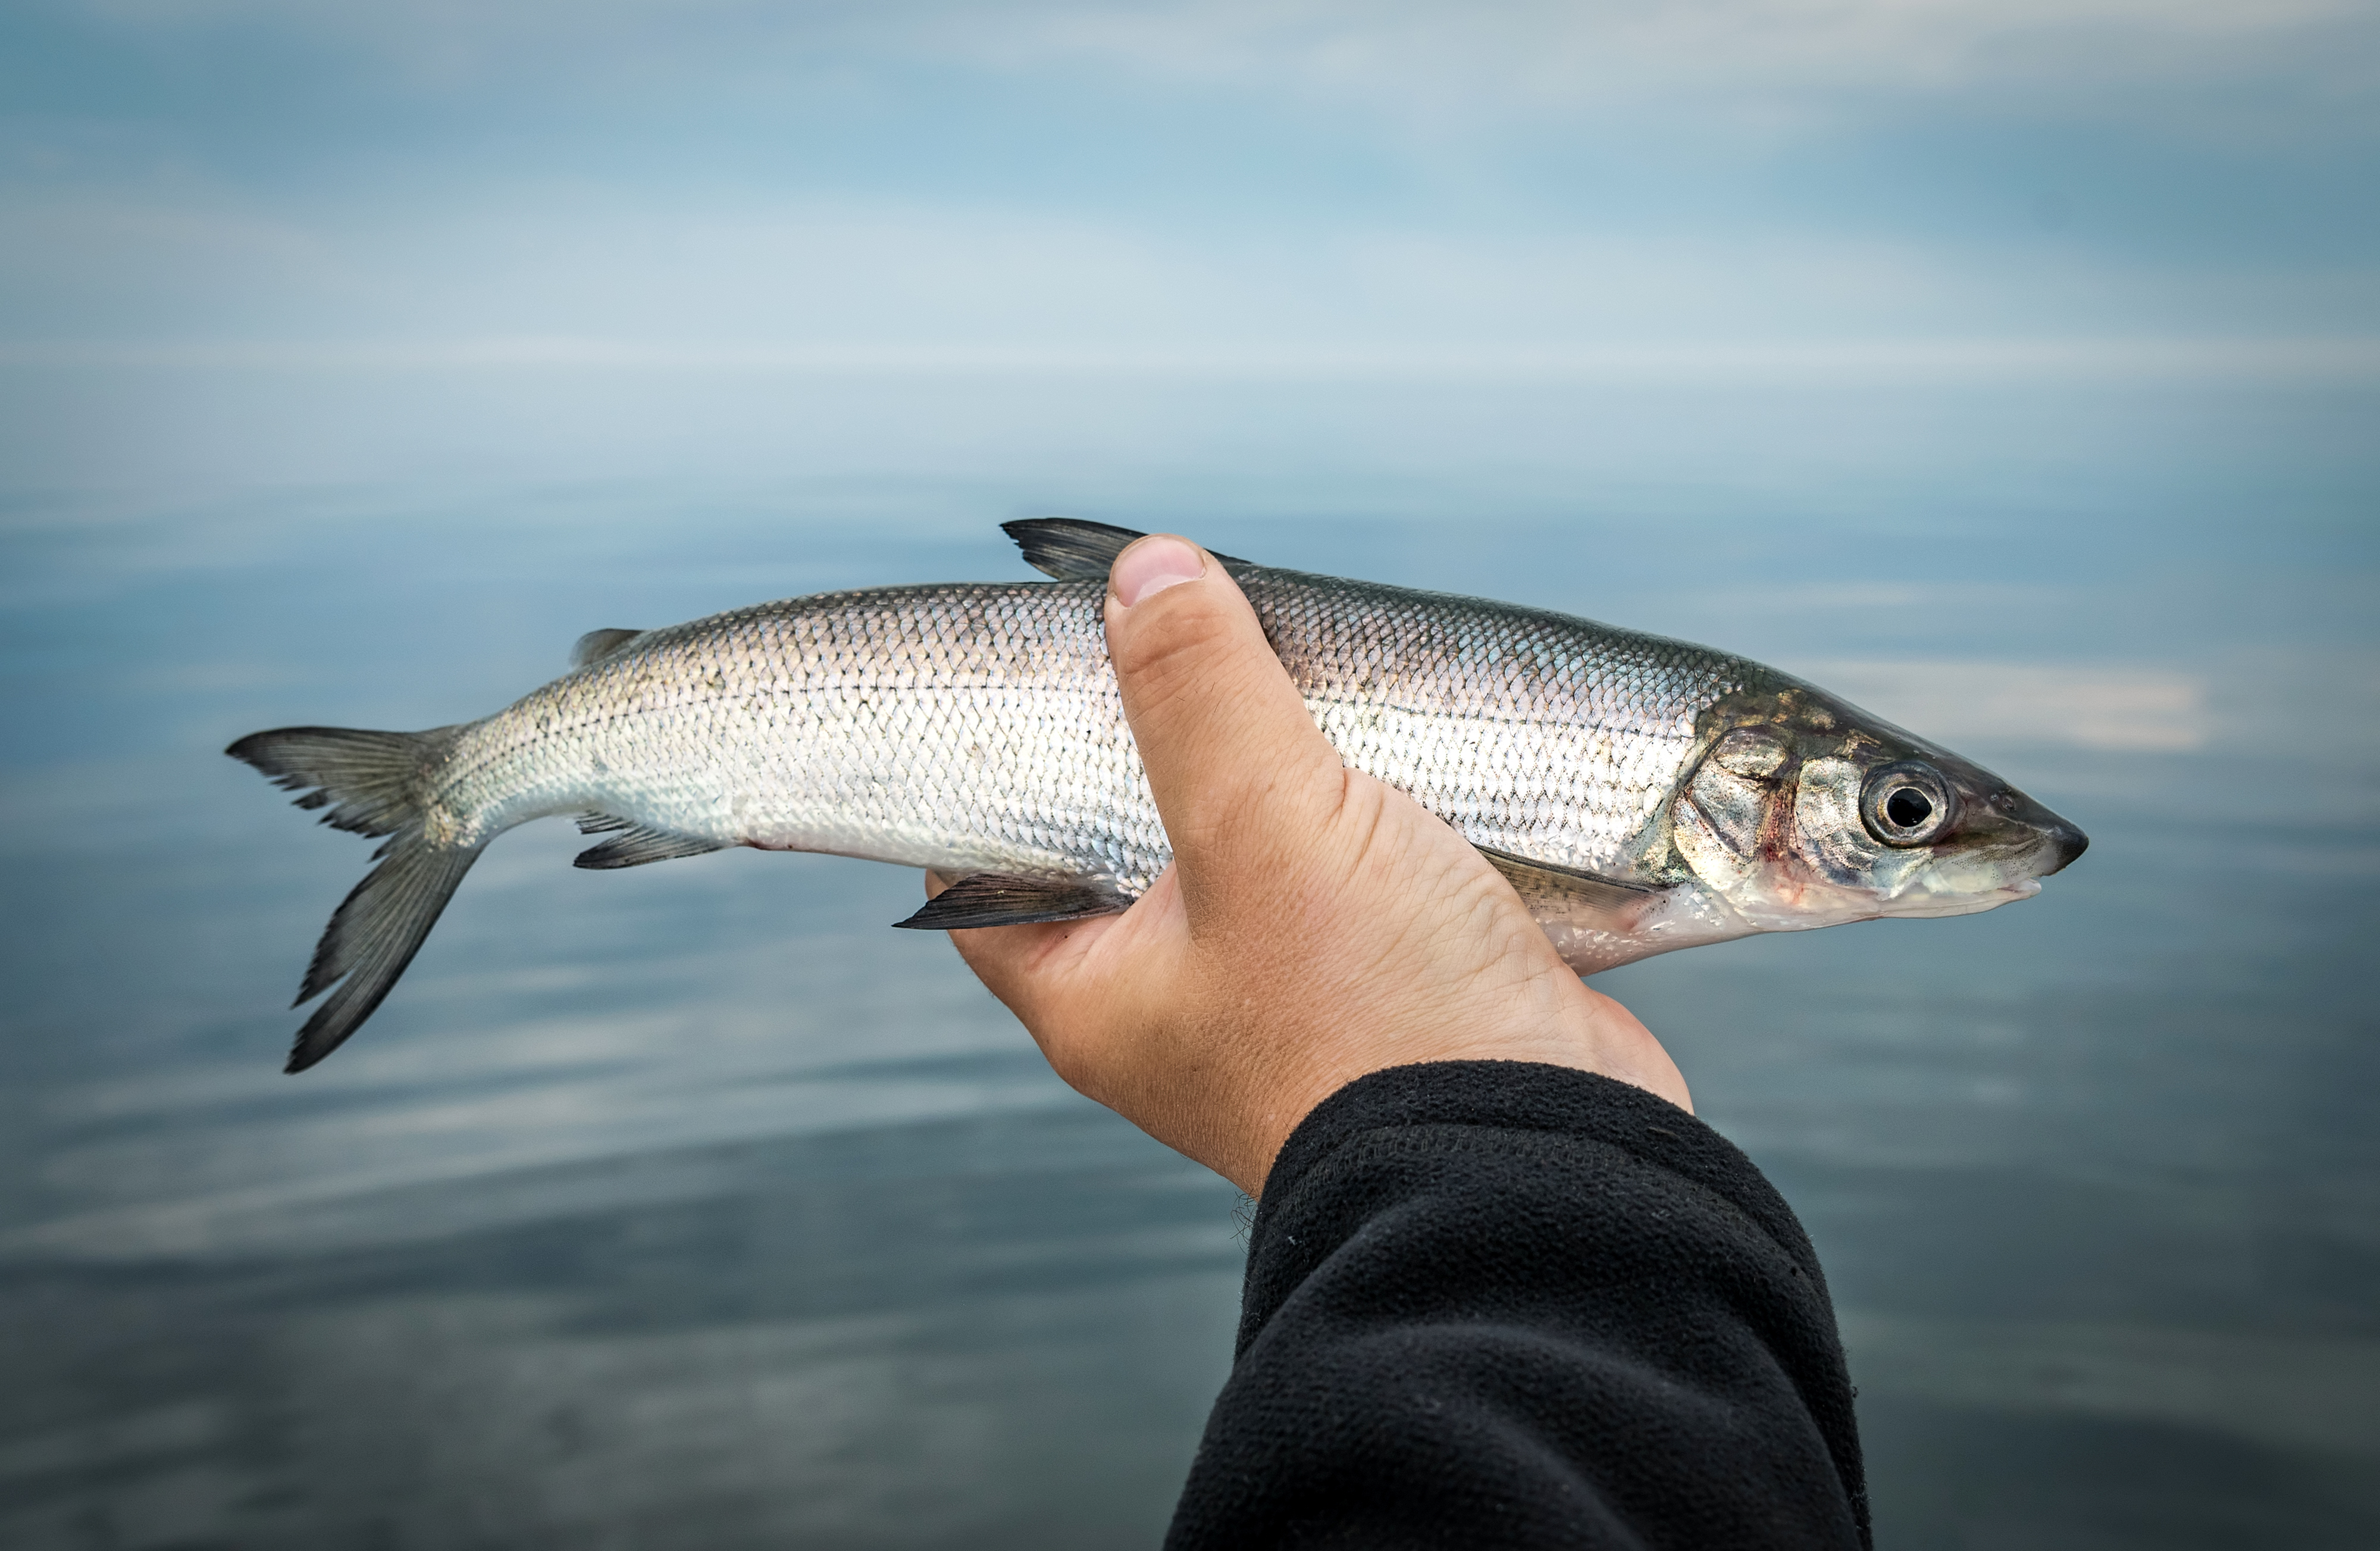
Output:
top-left (67, 0), bottom-right (2380, 142)
top-left (950, 0), bottom-right (2377, 117)
top-left (5, 177), bottom-right (2373, 367)
top-left (8, 1), bottom-right (2370, 367)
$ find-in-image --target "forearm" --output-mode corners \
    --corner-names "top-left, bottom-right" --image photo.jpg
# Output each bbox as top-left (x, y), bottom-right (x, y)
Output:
top-left (1167, 1062), bottom-right (1870, 1551)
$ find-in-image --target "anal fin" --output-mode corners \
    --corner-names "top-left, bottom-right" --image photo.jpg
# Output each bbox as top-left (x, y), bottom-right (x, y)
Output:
top-left (574, 824), bottom-right (728, 870)
top-left (894, 871), bottom-right (1134, 930)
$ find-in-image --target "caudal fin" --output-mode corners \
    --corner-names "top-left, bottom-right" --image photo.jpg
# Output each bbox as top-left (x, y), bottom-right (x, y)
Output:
top-left (226, 726), bottom-right (478, 1071)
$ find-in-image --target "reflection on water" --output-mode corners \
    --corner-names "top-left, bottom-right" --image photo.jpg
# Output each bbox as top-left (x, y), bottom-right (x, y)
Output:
top-left (1806, 662), bottom-right (2209, 753)
top-left (4, 1101), bottom-right (1242, 1549)
top-left (2, 374), bottom-right (2376, 1548)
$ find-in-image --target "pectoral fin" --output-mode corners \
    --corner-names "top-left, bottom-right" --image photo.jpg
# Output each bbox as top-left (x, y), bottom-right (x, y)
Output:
top-left (1476, 845), bottom-right (1654, 914)
top-left (894, 871), bottom-right (1135, 930)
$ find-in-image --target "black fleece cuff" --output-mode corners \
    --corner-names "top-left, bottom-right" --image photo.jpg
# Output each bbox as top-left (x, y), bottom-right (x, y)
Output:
top-left (1244, 1061), bottom-right (1831, 1344)
top-left (1169, 1059), bottom-right (1870, 1551)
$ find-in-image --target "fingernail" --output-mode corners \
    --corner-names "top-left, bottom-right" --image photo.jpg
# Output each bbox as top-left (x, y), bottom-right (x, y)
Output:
top-left (1110, 536), bottom-right (1205, 608)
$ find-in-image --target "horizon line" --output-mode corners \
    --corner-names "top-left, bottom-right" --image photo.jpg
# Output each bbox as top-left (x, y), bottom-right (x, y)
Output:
top-left (4, 335), bottom-right (2378, 382)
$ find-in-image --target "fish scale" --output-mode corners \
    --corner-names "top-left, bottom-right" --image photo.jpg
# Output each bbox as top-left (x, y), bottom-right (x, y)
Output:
top-left (228, 517), bottom-right (2084, 1071)
top-left (434, 573), bottom-right (1742, 897)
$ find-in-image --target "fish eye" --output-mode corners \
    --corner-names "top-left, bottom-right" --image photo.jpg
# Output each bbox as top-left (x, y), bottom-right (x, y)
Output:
top-left (1860, 761), bottom-right (1957, 847)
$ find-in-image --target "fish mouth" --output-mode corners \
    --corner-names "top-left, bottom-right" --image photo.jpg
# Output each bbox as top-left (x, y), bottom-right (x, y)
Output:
top-left (1875, 877), bottom-right (2042, 920)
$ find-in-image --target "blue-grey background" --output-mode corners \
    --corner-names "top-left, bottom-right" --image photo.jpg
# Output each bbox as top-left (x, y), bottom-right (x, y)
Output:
top-left (2, 4), bottom-right (2375, 1547)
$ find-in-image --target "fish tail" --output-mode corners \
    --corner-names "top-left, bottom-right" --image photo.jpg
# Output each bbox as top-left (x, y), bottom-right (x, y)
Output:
top-left (225, 725), bottom-right (478, 1071)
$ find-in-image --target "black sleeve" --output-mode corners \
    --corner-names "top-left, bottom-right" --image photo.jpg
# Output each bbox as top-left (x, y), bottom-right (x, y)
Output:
top-left (1164, 1061), bottom-right (1870, 1551)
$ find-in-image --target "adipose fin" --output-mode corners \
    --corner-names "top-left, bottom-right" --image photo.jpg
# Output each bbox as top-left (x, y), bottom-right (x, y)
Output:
top-left (570, 628), bottom-right (647, 668)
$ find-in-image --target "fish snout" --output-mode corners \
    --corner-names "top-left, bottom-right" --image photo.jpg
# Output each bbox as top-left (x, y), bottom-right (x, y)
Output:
top-left (2038, 811), bottom-right (2090, 874)
top-left (1972, 783), bottom-right (2089, 876)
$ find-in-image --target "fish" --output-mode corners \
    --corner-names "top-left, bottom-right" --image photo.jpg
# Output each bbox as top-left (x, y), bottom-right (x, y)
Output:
top-left (228, 518), bottom-right (2087, 1072)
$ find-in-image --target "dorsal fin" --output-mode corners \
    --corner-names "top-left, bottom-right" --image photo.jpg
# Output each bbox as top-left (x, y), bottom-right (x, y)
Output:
top-left (570, 628), bottom-right (647, 669)
top-left (1001, 518), bottom-right (1257, 583)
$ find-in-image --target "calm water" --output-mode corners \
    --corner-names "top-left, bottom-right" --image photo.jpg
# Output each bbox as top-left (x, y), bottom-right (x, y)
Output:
top-left (2, 371), bottom-right (2376, 1548)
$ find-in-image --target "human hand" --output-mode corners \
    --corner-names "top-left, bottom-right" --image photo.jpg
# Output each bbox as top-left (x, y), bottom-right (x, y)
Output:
top-left (931, 534), bottom-right (1689, 1196)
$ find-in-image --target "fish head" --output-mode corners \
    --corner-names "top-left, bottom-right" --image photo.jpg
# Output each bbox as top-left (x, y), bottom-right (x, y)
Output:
top-left (1668, 677), bottom-right (2088, 933)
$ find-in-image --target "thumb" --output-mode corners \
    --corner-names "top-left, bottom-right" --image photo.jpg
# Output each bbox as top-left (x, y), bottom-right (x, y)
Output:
top-left (1104, 536), bottom-right (1345, 918)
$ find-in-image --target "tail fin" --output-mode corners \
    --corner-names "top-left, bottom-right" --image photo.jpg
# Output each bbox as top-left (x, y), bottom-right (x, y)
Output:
top-left (226, 726), bottom-right (478, 1071)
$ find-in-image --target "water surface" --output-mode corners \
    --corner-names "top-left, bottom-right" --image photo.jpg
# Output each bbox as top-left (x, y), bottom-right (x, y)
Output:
top-left (2, 370), bottom-right (2375, 1547)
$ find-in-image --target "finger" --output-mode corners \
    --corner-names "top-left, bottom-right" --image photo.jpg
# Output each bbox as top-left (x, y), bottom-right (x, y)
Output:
top-left (1103, 536), bottom-right (1345, 905)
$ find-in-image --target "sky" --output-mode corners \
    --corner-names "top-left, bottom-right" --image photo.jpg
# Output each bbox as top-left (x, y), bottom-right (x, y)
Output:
top-left (4, 0), bottom-right (2376, 370)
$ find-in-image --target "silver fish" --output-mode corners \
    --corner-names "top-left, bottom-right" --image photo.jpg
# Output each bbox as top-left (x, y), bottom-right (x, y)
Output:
top-left (229, 519), bottom-right (2086, 1071)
